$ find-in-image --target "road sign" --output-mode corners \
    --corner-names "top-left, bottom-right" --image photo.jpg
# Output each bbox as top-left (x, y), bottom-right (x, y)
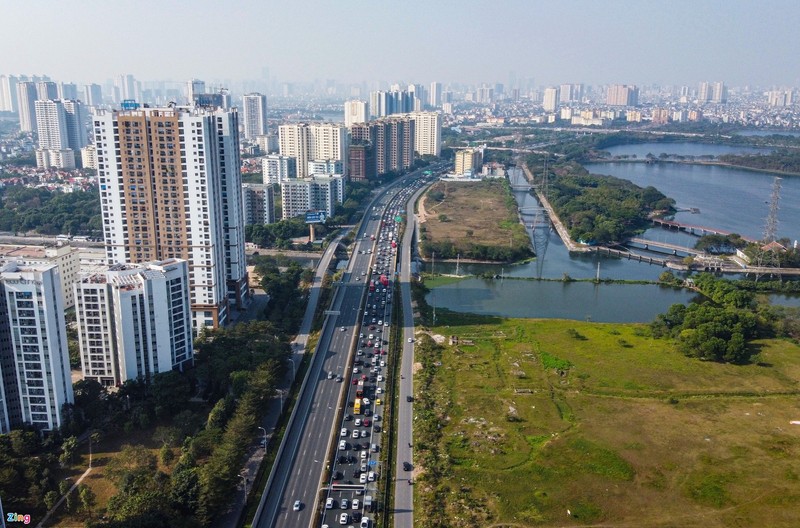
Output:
top-left (305, 211), bottom-right (327, 224)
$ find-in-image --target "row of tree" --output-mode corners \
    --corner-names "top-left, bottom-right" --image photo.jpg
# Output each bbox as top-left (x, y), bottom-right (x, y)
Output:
top-left (718, 150), bottom-right (800, 174)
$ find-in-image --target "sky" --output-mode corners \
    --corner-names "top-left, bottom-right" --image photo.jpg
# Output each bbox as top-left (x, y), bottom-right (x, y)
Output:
top-left (2, 0), bottom-right (799, 88)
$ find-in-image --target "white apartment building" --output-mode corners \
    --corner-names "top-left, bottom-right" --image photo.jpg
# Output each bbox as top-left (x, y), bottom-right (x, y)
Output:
top-left (279, 123), bottom-right (348, 178)
top-left (0, 244), bottom-right (81, 309)
top-left (344, 100), bottom-right (369, 128)
top-left (0, 75), bottom-right (18, 113)
top-left (242, 183), bottom-right (275, 225)
top-left (0, 261), bottom-right (73, 433)
top-left (74, 259), bottom-right (192, 387)
top-left (92, 105), bottom-right (248, 331)
top-left (542, 87), bottom-right (559, 112)
top-left (242, 93), bottom-right (268, 139)
top-left (16, 81), bottom-right (37, 132)
top-left (34, 99), bottom-right (87, 169)
top-left (408, 112), bottom-right (441, 157)
top-left (281, 175), bottom-right (345, 220)
top-left (262, 154), bottom-right (297, 185)
top-left (307, 159), bottom-right (343, 176)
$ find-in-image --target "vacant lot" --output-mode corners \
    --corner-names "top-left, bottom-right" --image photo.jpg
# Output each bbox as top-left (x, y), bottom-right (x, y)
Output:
top-left (415, 319), bottom-right (800, 527)
top-left (419, 179), bottom-right (531, 261)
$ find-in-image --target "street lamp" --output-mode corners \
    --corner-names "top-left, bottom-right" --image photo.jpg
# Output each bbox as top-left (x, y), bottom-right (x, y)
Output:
top-left (258, 426), bottom-right (267, 448)
top-left (276, 388), bottom-right (286, 409)
top-left (287, 358), bottom-right (296, 380)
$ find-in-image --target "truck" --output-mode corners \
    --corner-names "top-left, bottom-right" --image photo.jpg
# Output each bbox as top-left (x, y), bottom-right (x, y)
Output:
top-left (379, 274), bottom-right (389, 287)
top-left (354, 398), bottom-right (362, 415)
top-left (369, 280), bottom-right (375, 293)
top-left (390, 240), bottom-right (397, 249)
top-left (356, 380), bottom-right (365, 397)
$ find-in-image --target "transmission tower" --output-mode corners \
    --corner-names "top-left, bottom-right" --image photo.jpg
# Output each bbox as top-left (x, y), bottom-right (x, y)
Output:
top-left (755, 177), bottom-right (782, 278)
top-left (762, 177), bottom-right (782, 243)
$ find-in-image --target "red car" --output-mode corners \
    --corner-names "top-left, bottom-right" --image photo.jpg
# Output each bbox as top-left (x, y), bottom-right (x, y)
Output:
top-left (352, 379), bottom-right (358, 385)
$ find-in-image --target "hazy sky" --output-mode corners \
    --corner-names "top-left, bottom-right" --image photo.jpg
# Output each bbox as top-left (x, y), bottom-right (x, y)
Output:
top-left (3, 0), bottom-right (799, 88)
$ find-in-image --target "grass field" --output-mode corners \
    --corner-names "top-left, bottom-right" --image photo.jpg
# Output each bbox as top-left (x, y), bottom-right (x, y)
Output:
top-left (414, 318), bottom-right (800, 527)
top-left (419, 179), bottom-right (530, 258)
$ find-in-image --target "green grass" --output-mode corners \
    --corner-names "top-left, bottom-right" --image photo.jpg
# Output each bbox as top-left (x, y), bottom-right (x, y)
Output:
top-left (413, 317), bottom-right (800, 527)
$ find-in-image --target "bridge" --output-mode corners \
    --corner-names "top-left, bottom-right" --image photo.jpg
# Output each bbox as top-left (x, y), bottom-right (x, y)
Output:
top-left (510, 183), bottom-right (532, 191)
top-left (651, 218), bottom-right (756, 243)
top-left (627, 237), bottom-right (703, 256)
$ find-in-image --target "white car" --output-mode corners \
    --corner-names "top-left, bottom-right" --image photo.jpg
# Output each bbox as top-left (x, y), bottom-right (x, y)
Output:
top-left (293, 500), bottom-right (302, 511)
top-left (340, 326), bottom-right (346, 332)
top-left (340, 428), bottom-right (347, 437)
top-left (354, 418), bottom-right (362, 426)
top-left (339, 513), bottom-right (349, 525)
top-left (359, 473), bottom-right (367, 484)
top-left (377, 375), bottom-right (383, 382)
top-left (351, 429), bottom-right (359, 438)
top-left (352, 499), bottom-right (360, 510)
top-left (408, 337), bottom-right (414, 343)
top-left (326, 497), bottom-right (335, 509)
top-left (360, 430), bottom-right (369, 438)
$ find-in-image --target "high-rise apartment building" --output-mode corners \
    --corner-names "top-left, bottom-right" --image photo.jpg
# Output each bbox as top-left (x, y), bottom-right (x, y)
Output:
top-left (348, 143), bottom-right (373, 181)
top-left (0, 75), bottom-right (18, 113)
top-left (242, 183), bottom-right (275, 225)
top-left (242, 93), bottom-right (268, 139)
top-left (454, 148), bottom-right (483, 176)
top-left (281, 176), bottom-right (345, 220)
top-left (429, 82), bottom-right (442, 107)
top-left (16, 81), bottom-right (37, 132)
top-left (92, 105), bottom-right (248, 331)
top-left (559, 83), bottom-right (583, 104)
top-left (84, 83), bottom-right (103, 106)
top-left (409, 112), bottom-right (441, 157)
top-left (115, 74), bottom-right (139, 103)
top-left (279, 123), bottom-right (348, 178)
top-left (0, 244), bottom-right (81, 309)
top-left (36, 81), bottom-right (58, 101)
top-left (34, 99), bottom-right (87, 169)
top-left (542, 87), bottom-right (559, 112)
top-left (308, 159), bottom-right (343, 176)
top-left (0, 261), bottom-right (73, 433)
top-left (262, 154), bottom-right (297, 185)
top-left (711, 82), bottom-right (727, 104)
top-left (606, 84), bottom-right (639, 106)
top-left (344, 100), bottom-right (369, 128)
top-left (59, 82), bottom-right (78, 100)
top-left (351, 116), bottom-right (416, 176)
top-left (187, 79), bottom-right (206, 103)
top-left (74, 259), bottom-right (192, 387)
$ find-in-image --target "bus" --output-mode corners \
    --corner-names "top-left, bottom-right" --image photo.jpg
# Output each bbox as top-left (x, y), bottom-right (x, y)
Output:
top-left (354, 398), bottom-right (362, 415)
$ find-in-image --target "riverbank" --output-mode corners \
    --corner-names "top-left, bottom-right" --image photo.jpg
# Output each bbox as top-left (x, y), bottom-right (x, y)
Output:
top-left (521, 163), bottom-right (592, 253)
top-left (588, 157), bottom-right (800, 177)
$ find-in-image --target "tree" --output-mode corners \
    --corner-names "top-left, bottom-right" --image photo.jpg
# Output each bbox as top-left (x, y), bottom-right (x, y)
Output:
top-left (60, 436), bottom-right (78, 466)
top-left (44, 490), bottom-right (59, 510)
top-left (78, 484), bottom-right (97, 514)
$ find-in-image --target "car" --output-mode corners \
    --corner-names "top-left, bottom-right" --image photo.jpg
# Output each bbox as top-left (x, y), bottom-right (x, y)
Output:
top-left (341, 498), bottom-right (349, 509)
top-left (352, 378), bottom-right (358, 385)
top-left (339, 513), bottom-right (349, 525)
top-left (362, 398), bottom-right (370, 405)
top-left (345, 414), bottom-right (352, 421)
top-left (360, 518), bottom-right (370, 528)
top-left (352, 430), bottom-right (359, 438)
top-left (360, 473), bottom-right (367, 484)
top-left (293, 500), bottom-right (302, 511)
top-left (368, 471), bottom-right (376, 482)
top-left (376, 387), bottom-right (383, 394)
top-left (352, 499), bottom-right (360, 510)
top-left (363, 418), bottom-right (371, 427)
top-left (354, 418), bottom-right (362, 427)
top-left (403, 461), bottom-right (412, 471)
top-left (326, 498), bottom-right (335, 509)
top-left (338, 442), bottom-right (347, 452)
top-left (340, 428), bottom-right (348, 437)
top-left (328, 371), bottom-right (334, 379)
top-left (340, 326), bottom-right (346, 332)
top-left (336, 375), bottom-right (343, 382)
top-left (406, 395), bottom-right (413, 402)
top-left (363, 408), bottom-right (371, 417)
top-left (408, 337), bottom-right (414, 343)
top-left (374, 425), bottom-right (382, 433)
top-left (359, 333), bottom-right (364, 338)
top-left (377, 375), bottom-right (383, 382)
top-left (375, 399), bottom-right (382, 406)
top-left (361, 429), bottom-right (368, 438)
top-left (353, 367), bottom-right (359, 374)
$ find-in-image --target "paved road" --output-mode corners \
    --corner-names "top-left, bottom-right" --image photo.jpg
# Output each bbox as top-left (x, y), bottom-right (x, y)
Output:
top-left (253, 180), bottom-right (412, 528)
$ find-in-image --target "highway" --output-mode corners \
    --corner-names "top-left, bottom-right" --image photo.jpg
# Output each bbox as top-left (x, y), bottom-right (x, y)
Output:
top-left (252, 165), bottom-right (444, 528)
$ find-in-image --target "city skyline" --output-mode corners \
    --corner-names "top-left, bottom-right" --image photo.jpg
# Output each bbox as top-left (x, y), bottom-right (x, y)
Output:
top-left (2, 0), bottom-right (799, 88)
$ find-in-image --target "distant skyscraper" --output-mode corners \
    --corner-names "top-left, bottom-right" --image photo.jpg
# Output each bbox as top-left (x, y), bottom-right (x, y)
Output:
top-left (35, 100), bottom-right (75, 169)
top-left (606, 84), bottom-right (639, 106)
top-left (711, 82), bottom-right (727, 103)
top-left (698, 81), bottom-right (711, 102)
top-left (0, 75), bottom-right (18, 112)
top-left (74, 259), bottom-right (193, 387)
top-left (58, 82), bottom-right (78, 100)
top-left (0, 261), bottom-right (73, 433)
top-left (559, 83), bottom-right (583, 104)
top-left (542, 87), bottom-right (559, 112)
top-left (16, 81), bottom-right (37, 132)
top-left (84, 83), bottom-right (103, 106)
top-left (344, 100), bottom-right (369, 127)
top-left (242, 93), bottom-right (268, 139)
top-left (279, 123), bottom-right (348, 178)
top-left (115, 74), bottom-right (139, 102)
top-left (429, 82), bottom-right (442, 107)
top-left (92, 105), bottom-right (248, 330)
top-left (36, 81), bottom-right (58, 101)
top-left (187, 79), bottom-right (205, 103)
